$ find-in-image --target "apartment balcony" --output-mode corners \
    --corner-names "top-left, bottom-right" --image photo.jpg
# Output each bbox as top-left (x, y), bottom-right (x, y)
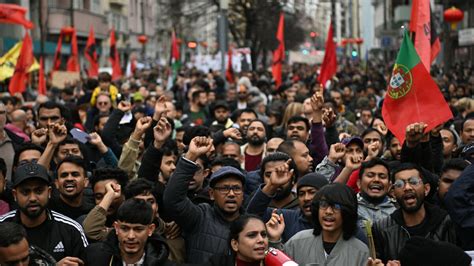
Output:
top-left (109, 0), bottom-right (126, 6)
top-left (47, 8), bottom-right (109, 39)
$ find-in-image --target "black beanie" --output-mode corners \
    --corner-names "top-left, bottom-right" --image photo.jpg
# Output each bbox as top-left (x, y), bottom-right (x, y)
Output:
top-left (297, 173), bottom-right (329, 191)
top-left (399, 236), bottom-right (472, 266)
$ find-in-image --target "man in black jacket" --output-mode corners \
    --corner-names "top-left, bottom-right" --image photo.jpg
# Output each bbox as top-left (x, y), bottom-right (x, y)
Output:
top-left (163, 136), bottom-right (246, 263)
top-left (373, 162), bottom-right (456, 262)
top-left (85, 198), bottom-right (174, 265)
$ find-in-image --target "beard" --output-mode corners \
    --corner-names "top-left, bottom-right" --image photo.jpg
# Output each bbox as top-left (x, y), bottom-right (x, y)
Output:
top-left (247, 135), bottom-right (265, 146)
top-left (396, 192), bottom-right (424, 213)
top-left (19, 203), bottom-right (46, 219)
top-left (274, 183), bottom-right (293, 201)
top-left (216, 116), bottom-right (228, 124)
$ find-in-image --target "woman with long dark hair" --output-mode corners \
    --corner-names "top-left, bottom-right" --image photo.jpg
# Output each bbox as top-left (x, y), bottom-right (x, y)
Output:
top-left (203, 214), bottom-right (280, 266)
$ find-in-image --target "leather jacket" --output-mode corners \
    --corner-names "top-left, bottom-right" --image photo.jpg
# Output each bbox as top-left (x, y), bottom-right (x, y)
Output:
top-left (373, 203), bottom-right (456, 262)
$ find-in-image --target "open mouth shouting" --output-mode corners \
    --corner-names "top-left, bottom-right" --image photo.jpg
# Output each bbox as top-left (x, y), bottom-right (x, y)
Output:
top-left (402, 192), bottom-right (417, 206)
top-left (368, 183), bottom-right (384, 194)
top-left (321, 215), bottom-right (336, 227)
top-left (63, 182), bottom-right (77, 193)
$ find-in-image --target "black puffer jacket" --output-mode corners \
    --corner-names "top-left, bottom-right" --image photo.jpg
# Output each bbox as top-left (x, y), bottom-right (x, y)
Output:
top-left (84, 230), bottom-right (175, 266)
top-left (163, 158), bottom-right (238, 263)
top-left (373, 203), bottom-right (456, 263)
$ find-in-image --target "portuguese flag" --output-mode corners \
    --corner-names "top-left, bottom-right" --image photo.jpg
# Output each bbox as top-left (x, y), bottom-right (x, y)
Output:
top-left (382, 31), bottom-right (452, 144)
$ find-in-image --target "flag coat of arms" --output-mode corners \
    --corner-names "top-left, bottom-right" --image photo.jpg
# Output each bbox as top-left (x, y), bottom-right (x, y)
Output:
top-left (382, 31), bottom-right (452, 144)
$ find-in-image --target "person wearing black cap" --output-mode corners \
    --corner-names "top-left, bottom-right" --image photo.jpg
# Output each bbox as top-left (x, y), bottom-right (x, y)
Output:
top-left (210, 100), bottom-right (233, 129)
top-left (247, 162), bottom-right (329, 242)
top-left (163, 136), bottom-right (246, 263)
top-left (0, 162), bottom-right (88, 264)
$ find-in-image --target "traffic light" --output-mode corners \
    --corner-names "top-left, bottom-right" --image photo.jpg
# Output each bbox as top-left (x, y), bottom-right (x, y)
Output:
top-left (351, 49), bottom-right (358, 57)
top-left (310, 31), bottom-right (317, 38)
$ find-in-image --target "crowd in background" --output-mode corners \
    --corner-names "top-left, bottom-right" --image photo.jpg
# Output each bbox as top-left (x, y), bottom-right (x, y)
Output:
top-left (0, 58), bottom-right (473, 265)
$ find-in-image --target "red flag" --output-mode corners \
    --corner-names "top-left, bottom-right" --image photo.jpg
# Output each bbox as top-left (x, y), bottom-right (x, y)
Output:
top-left (409, 0), bottom-right (440, 72)
top-left (66, 28), bottom-right (79, 72)
top-left (272, 12), bottom-right (285, 88)
top-left (171, 30), bottom-right (180, 61)
top-left (226, 48), bottom-right (234, 83)
top-left (318, 23), bottom-right (337, 87)
top-left (382, 31), bottom-right (452, 144)
top-left (0, 4), bottom-right (34, 29)
top-left (38, 56), bottom-right (46, 95)
top-left (52, 31), bottom-right (64, 71)
top-left (53, 27), bottom-right (79, 72)
top-left (9, 32), bottom-right (33, 95)
top-left (85, 25), bottom-right (99, 77)
top-left (131, 58), bottom-right (137, 75)
top-left (109, 27), bottom-right (122, 81)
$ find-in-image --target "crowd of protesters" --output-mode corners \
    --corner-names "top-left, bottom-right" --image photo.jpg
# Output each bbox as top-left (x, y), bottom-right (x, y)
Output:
top-left (0, 58), bottom-right (473, 266)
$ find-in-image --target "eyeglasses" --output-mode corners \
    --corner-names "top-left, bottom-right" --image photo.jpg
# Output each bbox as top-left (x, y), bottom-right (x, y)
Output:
top-left (213, 185), bottom-right (243, 195)
top-left (319, 200), bottom-right (342, 212)
top-left (97, 102), bottom-right (109, 106)
top-left (393, 176), bottom-right (422, 189)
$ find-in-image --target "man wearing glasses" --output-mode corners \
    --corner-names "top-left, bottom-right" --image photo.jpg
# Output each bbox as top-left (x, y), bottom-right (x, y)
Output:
top-left (372, 162), bottom-right (457, 263)
top-left (163, 136), bottom-right (246, 263)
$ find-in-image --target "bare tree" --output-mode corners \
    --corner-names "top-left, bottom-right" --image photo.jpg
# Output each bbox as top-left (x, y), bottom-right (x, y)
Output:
top-left (214, 0), bottom-right (305, 68)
